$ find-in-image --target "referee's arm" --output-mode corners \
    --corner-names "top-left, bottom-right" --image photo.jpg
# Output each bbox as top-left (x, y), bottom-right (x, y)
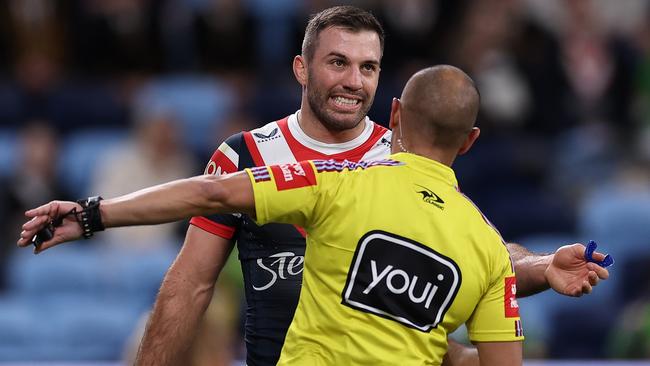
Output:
top-left (18, 171), bottom-right (255, 251)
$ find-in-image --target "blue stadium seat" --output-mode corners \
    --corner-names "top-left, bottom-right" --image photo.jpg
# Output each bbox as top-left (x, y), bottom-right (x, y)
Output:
top-left (2, 243), bottom-right (174, 361)
top-left (56, 128), bottom-right (127, 196)
top-left (48, 82), bottom-right (127, 131)
top-left (0, 295), bottom-right (142, 361)
top-left (548, 303), bottom-right (617, 359)
top-left (578, 184), bottom-right (650, 307)
top-left (95, 244), bottom-right (177, 311)
top-left (578, 185), bottom-right (650, 261)
top-left (0, 128), bottom-right (18, 178)
top-left (44, 297), bottom-right (141, 360)
top-left (0, 295), bottom-right (43, 361)
top-left (515, 233), bottom-right (579, 253)
top-left (134, 76), bottom-right (234, 155)
top-left (7, 245), bottom-right (102, 297)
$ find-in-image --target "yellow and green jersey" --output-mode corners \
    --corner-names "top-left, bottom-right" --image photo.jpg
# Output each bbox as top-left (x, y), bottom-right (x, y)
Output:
top-left (246, 152), bottom-right (523, 365)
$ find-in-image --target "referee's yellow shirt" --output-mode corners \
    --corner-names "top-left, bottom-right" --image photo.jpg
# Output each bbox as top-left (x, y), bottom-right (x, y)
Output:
top-left (246, 152), bottom-right (523, 366)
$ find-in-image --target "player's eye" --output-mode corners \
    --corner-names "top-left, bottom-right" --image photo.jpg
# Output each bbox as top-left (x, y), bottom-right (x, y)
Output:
top-left (362, 64), bottom-right (377, 72)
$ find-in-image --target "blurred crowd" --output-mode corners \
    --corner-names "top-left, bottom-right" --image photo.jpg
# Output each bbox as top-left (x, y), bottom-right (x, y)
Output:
top-left (0, 0), bottom-right (649, 363)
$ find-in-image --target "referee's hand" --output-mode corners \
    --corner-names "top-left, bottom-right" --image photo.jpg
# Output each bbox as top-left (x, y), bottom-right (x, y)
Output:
top-left (17, 200), bottom-right (84, 254)
top-left (545, 243), bottom-right (610, 297)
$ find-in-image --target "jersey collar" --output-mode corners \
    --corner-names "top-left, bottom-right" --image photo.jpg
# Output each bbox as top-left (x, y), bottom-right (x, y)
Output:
top-left (287, 110), bottom-right (374, 155)
top-left (391, 152), bottom-right (459, 189)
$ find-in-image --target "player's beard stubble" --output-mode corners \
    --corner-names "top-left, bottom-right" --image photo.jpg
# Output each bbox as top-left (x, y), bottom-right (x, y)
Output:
top-left (306, 71), bottom-right (374, 132)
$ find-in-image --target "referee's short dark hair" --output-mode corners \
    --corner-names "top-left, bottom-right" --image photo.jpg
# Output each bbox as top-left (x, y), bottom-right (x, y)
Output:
top-left (301, 6), bottom-right (384, 61)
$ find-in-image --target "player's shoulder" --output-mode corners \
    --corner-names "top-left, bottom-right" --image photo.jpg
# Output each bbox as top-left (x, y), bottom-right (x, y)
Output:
top-left (368, 119), bottom-right (391, 138)
top-left (248, 119), bottom-right (283, 141)
top-left (204, 116), bottom-right (292, 173)
top-left (244, 116), bottom-right (299, 150)
top-left (368, 118), bottom-right (390, 131)
top-left (204, 132), bottom-right (245, 175)
top-left (217, 117), bottom-right (287, 152)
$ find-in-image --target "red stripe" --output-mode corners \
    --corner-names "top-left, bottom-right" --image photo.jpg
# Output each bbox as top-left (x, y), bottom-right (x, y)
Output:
top-left (277, 119), bottom-right (388, 162)
top-left (205, 149), bottom-right (237, 175)
top-left (243, 131), bottom-right (266, 166)
top-left (189, 216), bottom-right (236, 239)
top-left (294, 225), bottom-right (307, 237)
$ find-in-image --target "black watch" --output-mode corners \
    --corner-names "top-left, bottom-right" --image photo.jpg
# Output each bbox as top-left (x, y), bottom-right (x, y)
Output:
top-left (75, 196), bottom-right (105, 239)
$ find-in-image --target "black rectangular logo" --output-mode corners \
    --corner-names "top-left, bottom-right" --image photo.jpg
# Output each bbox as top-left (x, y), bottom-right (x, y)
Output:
top-left (342, 231), bottom-right (461, 332)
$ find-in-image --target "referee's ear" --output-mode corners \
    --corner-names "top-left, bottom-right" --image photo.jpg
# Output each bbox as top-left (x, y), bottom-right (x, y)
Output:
top-left (458, 127), bottom-right (480, 155)
top-left (388, 98), bottom-right (400, 130)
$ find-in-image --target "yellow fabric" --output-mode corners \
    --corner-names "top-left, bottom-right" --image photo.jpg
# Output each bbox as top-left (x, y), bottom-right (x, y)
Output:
top-left (247, 152), bottom-right (523, 365)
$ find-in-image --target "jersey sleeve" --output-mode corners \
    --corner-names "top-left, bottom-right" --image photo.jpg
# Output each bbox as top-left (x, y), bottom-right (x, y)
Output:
top-left (189, 133), bottom-right (244, 239)
top-left (246, 160), bottom-right (335, 230)
top-left (466, 238), bottom-right (524, 343)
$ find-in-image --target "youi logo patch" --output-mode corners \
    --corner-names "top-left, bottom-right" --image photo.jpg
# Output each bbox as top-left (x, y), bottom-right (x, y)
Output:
top-left (342, 231), bottom-right (461, 332)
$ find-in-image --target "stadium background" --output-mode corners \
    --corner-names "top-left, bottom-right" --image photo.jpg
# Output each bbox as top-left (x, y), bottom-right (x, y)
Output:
top-left (0, 0), bottom-right (649, 364)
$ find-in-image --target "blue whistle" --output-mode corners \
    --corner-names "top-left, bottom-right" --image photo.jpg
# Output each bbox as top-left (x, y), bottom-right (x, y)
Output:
top-left (584, 240), bottom-right (614, 268)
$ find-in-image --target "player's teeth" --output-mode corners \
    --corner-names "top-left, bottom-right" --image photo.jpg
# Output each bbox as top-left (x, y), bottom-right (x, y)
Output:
top-left (334, 97), bottom-right (358, 105)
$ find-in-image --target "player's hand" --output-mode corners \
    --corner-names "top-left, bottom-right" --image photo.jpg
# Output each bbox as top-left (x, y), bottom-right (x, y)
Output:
top-left (17, 200), bottom-right (84, 254)
top-left (544, 243), bottom-right (610, 297)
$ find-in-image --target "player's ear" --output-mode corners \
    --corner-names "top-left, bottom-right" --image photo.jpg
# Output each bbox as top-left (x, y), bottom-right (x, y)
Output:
top-left (293, 55), bottom-right (307, 87)
top-left (458, 127), bottom-right (480, 155)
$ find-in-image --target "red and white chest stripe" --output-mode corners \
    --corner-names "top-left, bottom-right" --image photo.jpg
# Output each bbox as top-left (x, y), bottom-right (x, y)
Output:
top-left (243, 117), bottom-right (392, 166)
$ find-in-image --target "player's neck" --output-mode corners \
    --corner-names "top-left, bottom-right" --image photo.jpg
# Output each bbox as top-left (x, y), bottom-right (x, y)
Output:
top-left (297, 109), bottom-right (367, 144)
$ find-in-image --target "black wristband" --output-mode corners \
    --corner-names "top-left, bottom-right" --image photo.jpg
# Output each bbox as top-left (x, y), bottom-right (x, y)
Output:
top-left (75, 196), bottom-right (105, 239)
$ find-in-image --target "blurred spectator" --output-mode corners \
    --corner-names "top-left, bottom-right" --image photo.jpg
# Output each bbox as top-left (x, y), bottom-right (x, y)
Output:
top-left (0, 0), bottom-right (67, 67)
top-left (245, 0), bottom-right (302, 78)
top-left (194, 0), bottom-right (257, 73)
top-left (632, 8), bottom-right (650, 159)
top-left (1, 49), bottom-right (127, 133)
top-left (89, 107), bottom-right (196, 249)
top-left (376, 0), bottom-right (438, 67)
top-left (67, 0), bottom-right (162, 75)
top-left (133, 76), bottom-right (236, 156)
top-left (444, 0), bottom-right (576, 239)
top-left (447, 0), bottom-right (531, 130)
top-left (8, 50), bottom-right (62, 127)
top-left (0, 121), bottom-right (67, 290)
top-left (556, 0), bottom-right (637, 136)
top-left (0, 0), bottom-right (649, 361)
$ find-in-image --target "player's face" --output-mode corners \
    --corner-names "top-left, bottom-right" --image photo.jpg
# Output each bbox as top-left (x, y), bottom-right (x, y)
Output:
top-left (306, 27), bottom-right (381, 131)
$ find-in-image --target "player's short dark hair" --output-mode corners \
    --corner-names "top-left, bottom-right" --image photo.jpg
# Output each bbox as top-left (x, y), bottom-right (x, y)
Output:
top-left (301, 6), bottom-right (384, 61)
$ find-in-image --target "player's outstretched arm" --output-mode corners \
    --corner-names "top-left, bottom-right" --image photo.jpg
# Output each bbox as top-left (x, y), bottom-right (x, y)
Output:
top-left (17, 172), bottom-right (254, 253)
top-left (475, 341), bottom-right (522, 366)
top-left (135, 227), bottom-right (234, 366)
